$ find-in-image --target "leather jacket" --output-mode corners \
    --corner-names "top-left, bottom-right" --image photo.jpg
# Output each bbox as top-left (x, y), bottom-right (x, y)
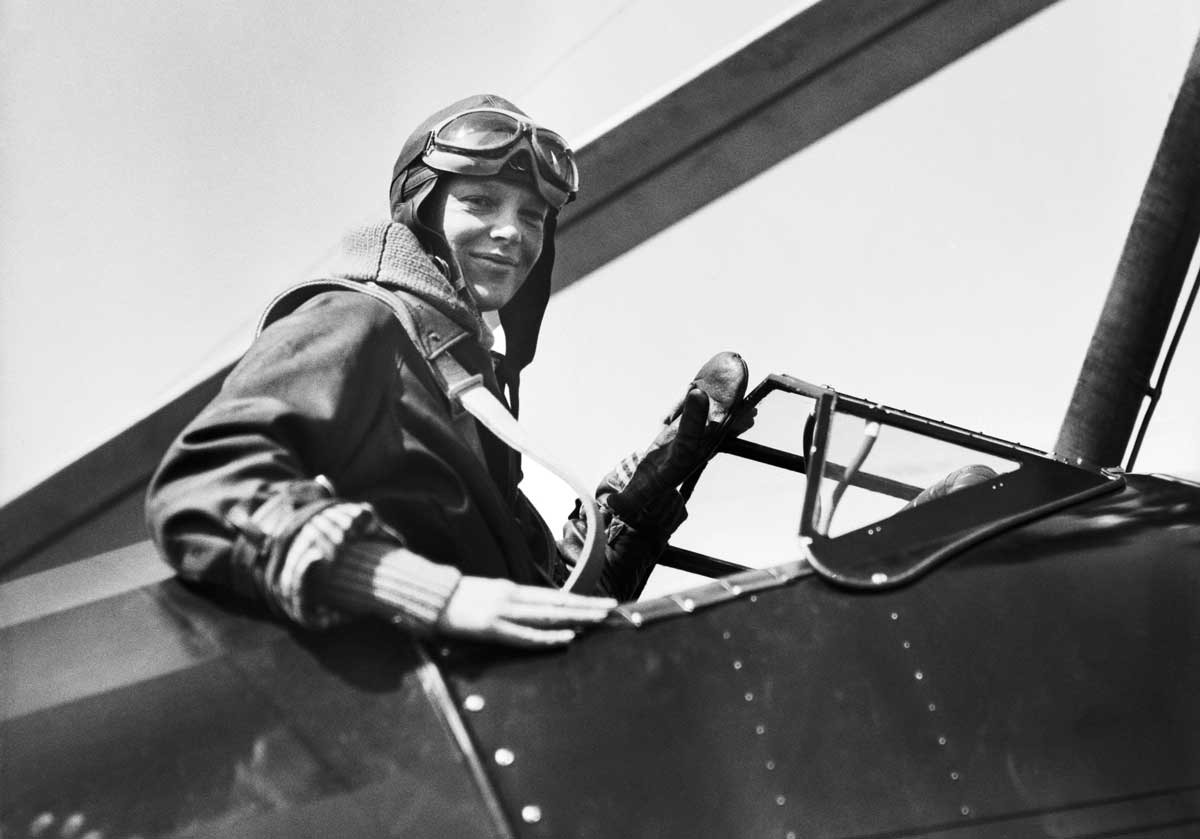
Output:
top-left (145, 223), bottom-right (664, 630)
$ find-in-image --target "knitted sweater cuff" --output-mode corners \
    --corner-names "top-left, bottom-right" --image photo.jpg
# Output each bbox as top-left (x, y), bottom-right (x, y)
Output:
top-left (320, 538), bottom-right (463, 635)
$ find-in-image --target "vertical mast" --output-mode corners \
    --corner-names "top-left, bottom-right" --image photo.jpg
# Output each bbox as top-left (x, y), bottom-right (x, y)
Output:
top-left (1056, 29), bottom-right (1200, 468)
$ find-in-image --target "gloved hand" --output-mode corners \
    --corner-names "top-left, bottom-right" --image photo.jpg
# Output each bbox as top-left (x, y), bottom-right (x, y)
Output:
top-left (605, 387), bottom-right (712, 525)
top-left (604, 351), bottom-right (753, 529)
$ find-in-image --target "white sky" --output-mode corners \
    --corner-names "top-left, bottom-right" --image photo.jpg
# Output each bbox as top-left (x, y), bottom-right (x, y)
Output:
top-left (3, 0), bottom-right (1199, 544)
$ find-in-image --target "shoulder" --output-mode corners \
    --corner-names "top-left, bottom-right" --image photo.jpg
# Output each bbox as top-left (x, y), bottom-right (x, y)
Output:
top-left (225, 289), bottom-right (421, 395)
top-left (263, 288), bottom-right (414, 352)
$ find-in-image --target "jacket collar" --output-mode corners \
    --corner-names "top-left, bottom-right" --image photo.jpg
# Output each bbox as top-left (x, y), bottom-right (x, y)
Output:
top-left (328, 221), bottom-right (492, 350)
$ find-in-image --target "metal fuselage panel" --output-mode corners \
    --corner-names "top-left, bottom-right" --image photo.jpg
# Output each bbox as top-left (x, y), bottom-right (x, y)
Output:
top-left (2, 475), bottom-right (1198, 838)
top-left (444, 474), bottom-right (1200, 838)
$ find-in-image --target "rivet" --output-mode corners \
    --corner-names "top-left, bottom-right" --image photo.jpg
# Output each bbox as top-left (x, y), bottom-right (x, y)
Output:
top-left (928, 703), bottom-right (937, 712)
top-left (867, 528), bottom-right (875, 535)
top-left (439, 646), bottom-right (452, 658)
top-left (630, 612), bottom-right (643, 627)
top-left (950, 771), bottom-right (960, 781)
top-left (463, 694), bottom-right (485, 712)
top-left (961, 805), bottom-right (971, 816)
top-left (766, 760), bottom-right (776, 770)
top-left (787, 832), bottom-right (797, 839)
top-left (750, 595), bottom-right (758, 603)
top-left (871, 572), bottom-right (888, 584)
top-left (29, 813), bottom-right (55, 836)
top-left (902, 641), bottom-right (911, 649)
top-left (494, 748), bottom-right (515, 766)
top-left (682, 598), bottom-right (695, 612)
top-left (876, 524), bottom-right (883, 532)
top-left (745, 692), bottom-right (755, 702)
top-left (775, 794), bottom-right (787, 806)
top-left (733, 660), bottom-right (743, 670)
top-left (914, 670), bottom-right (924, 681)
top-left (722, 630), bottom-right (732, 640)
top-left (891, 612), bottom-right (899, 621)
top-left (938, 736), bottom-right (947, 746)
top-left (521, 805), bottom-right (543, 824)
top-left (756, 724), bottom-right (766, 735)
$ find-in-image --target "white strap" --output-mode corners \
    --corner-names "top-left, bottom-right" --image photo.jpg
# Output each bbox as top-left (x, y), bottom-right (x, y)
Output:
top-left (456, 385), bottom-right (606, 594)
top-left (423, 344), bottom-right (605, 594)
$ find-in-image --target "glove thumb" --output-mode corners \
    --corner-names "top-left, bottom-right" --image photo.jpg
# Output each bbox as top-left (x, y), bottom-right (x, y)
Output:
top-left (669, 387), bottom-right (711, 476)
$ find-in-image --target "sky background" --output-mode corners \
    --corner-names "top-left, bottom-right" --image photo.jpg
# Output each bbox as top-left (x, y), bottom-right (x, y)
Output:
top-left (3, 1), bottom-right (1199, 585)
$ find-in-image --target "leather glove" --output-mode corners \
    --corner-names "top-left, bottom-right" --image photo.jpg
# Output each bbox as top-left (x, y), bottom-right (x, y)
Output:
top-left (604, 351), bottom-right (753, 529)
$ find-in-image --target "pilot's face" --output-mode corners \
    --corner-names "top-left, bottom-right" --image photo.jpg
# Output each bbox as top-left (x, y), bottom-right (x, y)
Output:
top-left (437, 175), bottom-right (548, 311)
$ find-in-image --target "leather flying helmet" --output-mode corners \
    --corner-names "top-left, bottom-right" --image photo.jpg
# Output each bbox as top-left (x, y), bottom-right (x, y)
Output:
top-left (389, 94), bottom-right (578, 375)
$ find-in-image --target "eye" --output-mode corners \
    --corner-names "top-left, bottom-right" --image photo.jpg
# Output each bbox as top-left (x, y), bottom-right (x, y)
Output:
top-left (461, 193), bottom-right (496, 210)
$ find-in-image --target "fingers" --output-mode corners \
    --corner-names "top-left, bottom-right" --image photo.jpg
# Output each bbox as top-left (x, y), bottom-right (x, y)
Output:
top-left (491, 619), bottom-right (578, 648)
top-left (502, 587), bottom-right (615, 626)
top-left (675, 387), bottom-right (710, 446)
top-left (436, 577), bottom-right (616, 649)
top-left (504, 602), bottom-right (613, 626)
top-left (507, 584), bottom-right (616, 609)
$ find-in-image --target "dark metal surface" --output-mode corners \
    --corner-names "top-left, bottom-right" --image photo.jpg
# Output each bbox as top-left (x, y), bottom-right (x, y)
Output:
top-left (440, 474), bottom-right (1200, 838)
top-left (3, 475), bottom-right (1198, 837)
top-left (805, 455), bottom-right (1122, 589)
top-left (659, 545), bottom-right (753, 578)
top-left (0, 582), bottom-right (499, 839)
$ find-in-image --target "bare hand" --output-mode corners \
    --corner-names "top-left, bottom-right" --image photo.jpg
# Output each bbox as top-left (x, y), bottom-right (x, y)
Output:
top-left (436, 577), bottom-right (617, 648)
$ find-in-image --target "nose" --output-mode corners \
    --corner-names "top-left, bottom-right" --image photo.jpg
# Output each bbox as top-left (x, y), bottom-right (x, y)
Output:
top-left (490, 211), bottom-right (521, 244)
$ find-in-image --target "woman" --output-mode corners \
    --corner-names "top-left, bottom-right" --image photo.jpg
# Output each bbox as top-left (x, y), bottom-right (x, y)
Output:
top-left (146, 94), bottom-right (748, 648)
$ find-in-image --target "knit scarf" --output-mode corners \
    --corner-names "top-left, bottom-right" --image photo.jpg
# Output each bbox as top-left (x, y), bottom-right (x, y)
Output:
top-left (327, 221), bottom-right (493, 351)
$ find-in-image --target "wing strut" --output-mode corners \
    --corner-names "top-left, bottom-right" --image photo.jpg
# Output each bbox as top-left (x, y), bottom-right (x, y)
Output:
top-left (1056, 26), bottom-right (1200, 469)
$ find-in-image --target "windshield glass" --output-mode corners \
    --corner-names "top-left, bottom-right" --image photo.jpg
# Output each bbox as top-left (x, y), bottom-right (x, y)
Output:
top-left (651, 387), bottom-right (817, 597)
top-left (637, 374), bottom-right (1117, 602)
top-left (811, 410), bottom-right (1020, 538)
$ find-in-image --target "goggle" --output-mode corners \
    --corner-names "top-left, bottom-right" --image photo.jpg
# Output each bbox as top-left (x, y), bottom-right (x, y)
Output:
top-left (424, 108), bottom-right (579, 209)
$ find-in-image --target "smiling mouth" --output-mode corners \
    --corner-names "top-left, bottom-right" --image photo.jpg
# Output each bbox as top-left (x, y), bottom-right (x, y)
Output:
top-left (472, 252), bottom-right (519, 267)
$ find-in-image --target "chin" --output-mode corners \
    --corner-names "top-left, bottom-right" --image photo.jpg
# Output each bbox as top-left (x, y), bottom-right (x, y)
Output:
top-left (471, 287), bottom-right (510, 312)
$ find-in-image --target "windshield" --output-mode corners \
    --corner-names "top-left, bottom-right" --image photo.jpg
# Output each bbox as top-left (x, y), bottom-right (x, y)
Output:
top-left (638, 374), bottom-right (1121, 603)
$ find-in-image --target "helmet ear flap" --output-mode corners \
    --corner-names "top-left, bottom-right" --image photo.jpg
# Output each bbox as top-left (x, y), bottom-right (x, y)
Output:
top-left (391, 169), bottom-right (453, 265)
top-left (499, 211), bottom-right (556, 371)
top-left (391, 165), bottom-right (438, 226)
top-left (413, 177), bottom-right (445, 230)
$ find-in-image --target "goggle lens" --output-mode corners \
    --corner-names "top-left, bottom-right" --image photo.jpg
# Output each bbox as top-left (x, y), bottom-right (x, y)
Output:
top-left (532, 130), bottom-right (578, 191)
top-left (431, 109), bottom-right (579, 200)
top-left (438, 111), bottom-right (523, 153)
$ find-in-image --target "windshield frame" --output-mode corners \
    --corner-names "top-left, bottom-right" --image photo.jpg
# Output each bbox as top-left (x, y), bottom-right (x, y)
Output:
top-left (644, 373), bottom-right (1125, 602)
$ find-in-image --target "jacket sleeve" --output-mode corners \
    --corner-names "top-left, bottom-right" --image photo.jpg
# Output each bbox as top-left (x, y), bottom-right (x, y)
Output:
top-left (145, 291), bottom-right (460, 630)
